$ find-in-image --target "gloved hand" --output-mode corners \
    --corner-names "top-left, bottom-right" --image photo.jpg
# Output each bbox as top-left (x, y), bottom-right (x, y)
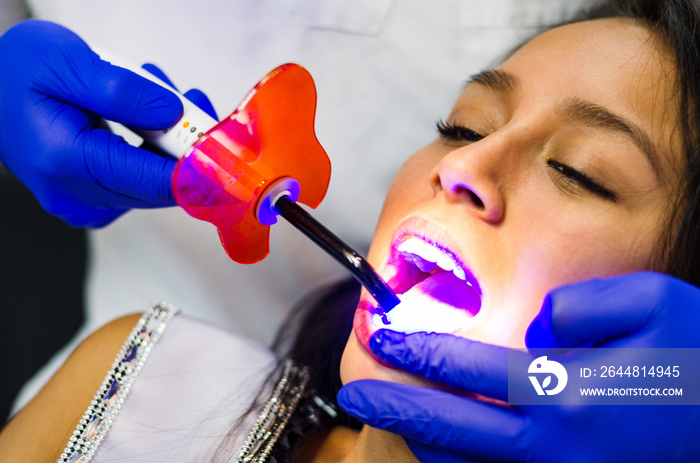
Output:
top-left (338, 271), bottom-right (700, 462)
top-left (0, 19), bottom-right (216, 227)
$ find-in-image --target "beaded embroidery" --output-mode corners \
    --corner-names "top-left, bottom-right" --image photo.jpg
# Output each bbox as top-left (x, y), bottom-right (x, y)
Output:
top-left (57, 302), bottom-right (178, 463)
top-left (233, 361), bottom-right (311, 463)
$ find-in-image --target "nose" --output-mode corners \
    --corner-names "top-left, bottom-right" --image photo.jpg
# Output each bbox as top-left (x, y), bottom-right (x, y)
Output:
top-left (431, 142), bottom-right (505, 223)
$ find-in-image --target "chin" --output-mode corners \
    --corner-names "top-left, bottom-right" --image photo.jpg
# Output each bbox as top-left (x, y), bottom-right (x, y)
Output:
top-left (340, 328), bottom-right (435, 388)
top-left (340, 292), bottom-right (480, 389)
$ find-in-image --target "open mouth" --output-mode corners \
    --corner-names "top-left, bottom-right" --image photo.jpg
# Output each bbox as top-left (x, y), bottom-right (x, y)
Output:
top-left (371, 236), bottom-right (482, 334)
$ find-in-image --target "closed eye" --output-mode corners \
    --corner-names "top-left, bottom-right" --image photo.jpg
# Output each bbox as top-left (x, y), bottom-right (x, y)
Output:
top-left (436, 120), bottom-right (484, 143)
top-left (547, 160), bottom-right (617, 202)
top-left (435, 120), bottom-right (617, 202)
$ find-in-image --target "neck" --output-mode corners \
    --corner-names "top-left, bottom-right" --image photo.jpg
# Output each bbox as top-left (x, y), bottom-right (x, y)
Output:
top-left (293, 425), bottom-right (418, 463)
top-left (341, 426), bottom-right (419, 463)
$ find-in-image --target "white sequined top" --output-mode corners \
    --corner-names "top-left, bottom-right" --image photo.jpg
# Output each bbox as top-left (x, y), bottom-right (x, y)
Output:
top-left (60, 305), bottom-right (276, 462)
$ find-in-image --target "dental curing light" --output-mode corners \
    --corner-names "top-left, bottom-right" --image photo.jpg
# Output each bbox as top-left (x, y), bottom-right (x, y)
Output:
top-left (103, 56), bottom-right (399, 312)
top-left (273, 195), bottom-right (400, 312)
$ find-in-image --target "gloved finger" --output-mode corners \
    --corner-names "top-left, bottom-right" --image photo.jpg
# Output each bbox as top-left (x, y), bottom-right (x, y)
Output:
top-left (141, 62), bottom-right (178, 90)
top-left (36, 127), bottom-right (176, 223)
top-left (525, 272), bottom-right (679, 349)
top-left (370, 330), bottom-right (530, 401)
top-left (406, 440), bottom-right (501, 463)
top-left (183, 88), bottom-right (218, 120)
top-left (61, 208), bottom-right (127, 229)
top-left (338, 380), bottom-right (528, 462)
top-left (9, 20), bottom-right (183, 130)
top-left (141, 63), bottom-right (219, 120)
top-left (78, 128), bottom-right (177, 207)
top-left (74, 58), bottom-right (183, 130)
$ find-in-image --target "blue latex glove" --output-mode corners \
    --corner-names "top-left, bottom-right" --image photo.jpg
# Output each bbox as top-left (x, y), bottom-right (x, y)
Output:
top-left (338, 272), bottom-right (700, 462)
top-left (0, 19), bottom-right (216, 227)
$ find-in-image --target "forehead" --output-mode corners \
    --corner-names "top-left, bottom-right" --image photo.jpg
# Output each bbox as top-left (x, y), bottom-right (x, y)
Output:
top-left (513, 18), bottom-right (670, 90)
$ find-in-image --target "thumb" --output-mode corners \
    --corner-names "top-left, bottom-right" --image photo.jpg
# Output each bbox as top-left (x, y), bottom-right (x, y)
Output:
top-left (86, 59), bottom-right (184, 129)
top-left (18, 20), bottom-right (183, 129)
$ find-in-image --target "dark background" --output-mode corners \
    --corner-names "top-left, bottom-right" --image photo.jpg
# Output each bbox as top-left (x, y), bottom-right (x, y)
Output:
top-left (0, 168), bottom-right (85, 424)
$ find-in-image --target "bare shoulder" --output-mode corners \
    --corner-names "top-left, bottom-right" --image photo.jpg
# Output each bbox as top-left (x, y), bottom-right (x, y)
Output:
top-left (0, 313), bottom-right (143, 463)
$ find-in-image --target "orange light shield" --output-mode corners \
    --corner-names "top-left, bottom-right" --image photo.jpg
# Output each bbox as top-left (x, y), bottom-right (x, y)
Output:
top-left (172, 64), bottom-right (331, 263)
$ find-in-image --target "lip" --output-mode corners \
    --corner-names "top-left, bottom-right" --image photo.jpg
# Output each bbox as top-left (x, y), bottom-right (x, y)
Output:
top-left (354, 215), bottom-right (482, 354)
top-left (388, 217), bottom-right (482, 297)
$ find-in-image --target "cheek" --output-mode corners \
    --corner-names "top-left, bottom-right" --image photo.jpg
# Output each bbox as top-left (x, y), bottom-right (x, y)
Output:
top-left (509, 207), bottom-right (659, 309)
top-left (480, 199), bottom-right (662, 346)
top-left (384, 151), bottom-right (437, 216)
top-left (369, 149), bottom-right (438, 260)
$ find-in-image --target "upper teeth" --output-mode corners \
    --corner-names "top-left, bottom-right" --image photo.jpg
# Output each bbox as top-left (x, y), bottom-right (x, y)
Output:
top-left (398, 237), bottom-right (468, 281)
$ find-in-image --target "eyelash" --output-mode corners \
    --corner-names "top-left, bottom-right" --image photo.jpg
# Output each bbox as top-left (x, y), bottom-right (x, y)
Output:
top-left (547, 160), bottom-right (617, 202)
top-left (436, 120), bottom-right (484, 143)
top-left (435, 120), bottom-right (617, 202)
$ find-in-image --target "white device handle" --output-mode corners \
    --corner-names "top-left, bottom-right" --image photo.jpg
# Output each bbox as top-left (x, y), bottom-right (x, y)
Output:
top-left (94, 48), bottom-right (218, 159)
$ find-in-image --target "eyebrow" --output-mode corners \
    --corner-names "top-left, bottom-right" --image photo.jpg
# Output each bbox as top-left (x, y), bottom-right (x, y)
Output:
top-left (466, 68), bottom-right (662, 180)
top-left (467, 68), bottom-right (519, 94)
top-left (563, 97), bottom-right (661, 179)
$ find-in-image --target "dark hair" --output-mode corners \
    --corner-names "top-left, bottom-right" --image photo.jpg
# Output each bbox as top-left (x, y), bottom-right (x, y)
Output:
top-left (215, 279), bottom-right (362, 461)
top-left (579, 0), bottom-right (700, 284)
top-left (270, 277), bottom-right (363, 431)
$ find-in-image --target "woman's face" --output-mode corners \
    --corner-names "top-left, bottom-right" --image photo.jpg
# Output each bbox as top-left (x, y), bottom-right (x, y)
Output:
top-left (341, 18), bottom-right (681, 387)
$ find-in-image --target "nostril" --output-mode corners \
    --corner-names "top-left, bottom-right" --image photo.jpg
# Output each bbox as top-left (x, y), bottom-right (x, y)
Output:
top-left (470, 191), bottom-right (485, 209)
top-left (454, 185), bottom-right (485, 209)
